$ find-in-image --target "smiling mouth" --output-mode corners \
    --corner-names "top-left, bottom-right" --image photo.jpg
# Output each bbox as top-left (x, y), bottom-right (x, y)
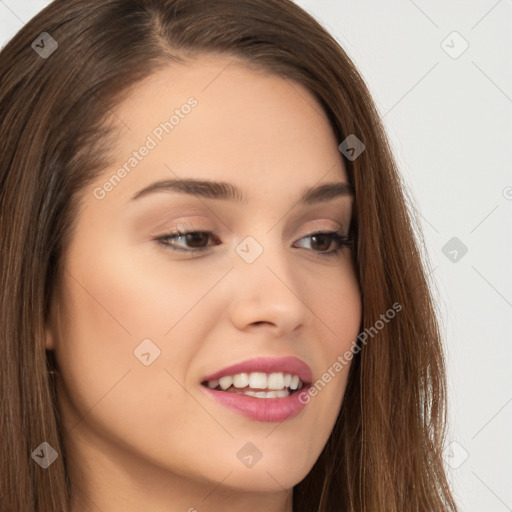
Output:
top-left (201, 371), bottom-right (306, 399)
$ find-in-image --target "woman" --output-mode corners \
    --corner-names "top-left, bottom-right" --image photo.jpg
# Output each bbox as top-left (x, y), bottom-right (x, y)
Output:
top-left (0, 0), bottom-right (458, 511)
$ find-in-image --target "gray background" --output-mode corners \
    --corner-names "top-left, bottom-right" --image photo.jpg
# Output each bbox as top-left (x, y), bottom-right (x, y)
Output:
top-left (1, 1), bottom-right (511, 510)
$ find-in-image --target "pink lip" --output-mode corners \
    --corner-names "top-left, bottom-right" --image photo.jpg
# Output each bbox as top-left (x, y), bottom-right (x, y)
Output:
top-left (201, 356), bottom-right (313, 384)
top-left (200, 385), bottom-right (311, 422)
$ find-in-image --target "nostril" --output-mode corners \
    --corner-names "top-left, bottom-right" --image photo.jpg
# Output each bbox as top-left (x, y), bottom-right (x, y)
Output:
top-left (252, 321), bottom-right (273, 327)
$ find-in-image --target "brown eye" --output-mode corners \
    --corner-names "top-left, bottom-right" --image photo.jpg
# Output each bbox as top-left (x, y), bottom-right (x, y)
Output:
top-left (293, 231), bottom-right (353, 257)
top-left (156, 229), bottom-right (351, 257)
top-left (309, 233), bottom-right (332, 252)
top-left (157, 230), bottom-right (217, 252)
top-left (183, 232), bottom-right (210, 248)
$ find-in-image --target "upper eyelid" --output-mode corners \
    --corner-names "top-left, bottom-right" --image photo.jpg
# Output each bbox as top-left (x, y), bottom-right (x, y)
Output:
top-left (166, 217), bottom-right (347, 234)
top-left (150, 205), bottom-right (350, 230)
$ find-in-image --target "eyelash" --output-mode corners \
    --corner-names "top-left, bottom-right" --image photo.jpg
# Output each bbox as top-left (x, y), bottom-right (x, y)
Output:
top-left (156, 227), bottom-right (353, 258)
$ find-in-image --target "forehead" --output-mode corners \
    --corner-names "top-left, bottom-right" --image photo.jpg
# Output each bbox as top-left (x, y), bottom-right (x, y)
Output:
top-left (92, 54), bottom-right (347, 205)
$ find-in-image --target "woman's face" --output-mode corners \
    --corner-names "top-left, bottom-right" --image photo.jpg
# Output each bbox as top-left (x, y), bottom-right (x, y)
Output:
top-left (46, 54), bottom-right (362, 508)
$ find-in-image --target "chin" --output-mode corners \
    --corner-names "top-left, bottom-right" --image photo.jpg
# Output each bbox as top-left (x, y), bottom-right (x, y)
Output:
top-left (202, 448), bottom-right (314, 492)
top-left (216, 465), bottom-right (308, 493)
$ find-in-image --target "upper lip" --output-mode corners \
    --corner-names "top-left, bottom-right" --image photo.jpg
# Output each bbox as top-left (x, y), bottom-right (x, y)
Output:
top-left (201, 356), bottom-right (313, 384)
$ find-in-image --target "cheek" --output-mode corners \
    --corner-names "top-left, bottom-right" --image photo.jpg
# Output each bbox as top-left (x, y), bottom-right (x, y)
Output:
top-left (53, 238), bottom-right (236, 470)
top-left (53, 268), bottom-right (216, 476)
top-left (303, 261), bottom-right (361, 437)
top-left (59, 230), bottom-right (232, 362)
top-left (316, 257), bottom-right (362, 356)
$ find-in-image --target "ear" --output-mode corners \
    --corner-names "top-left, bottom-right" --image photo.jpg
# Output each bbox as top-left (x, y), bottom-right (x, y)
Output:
top-left (45, 295), bottom-right (60, 351)
top-left (45, 324), bottom-right (56, 351)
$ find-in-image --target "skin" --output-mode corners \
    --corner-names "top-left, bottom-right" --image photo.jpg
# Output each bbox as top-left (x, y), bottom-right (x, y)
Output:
top-left (45, 54), bottom-right (362, 512)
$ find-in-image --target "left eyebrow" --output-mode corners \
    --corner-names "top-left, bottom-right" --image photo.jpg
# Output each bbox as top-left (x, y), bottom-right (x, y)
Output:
top-left (130, 178), bottom-right (354, 205)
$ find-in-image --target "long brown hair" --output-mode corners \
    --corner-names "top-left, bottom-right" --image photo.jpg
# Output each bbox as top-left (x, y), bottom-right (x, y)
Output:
top-left (0, 1), bottom-right (458, 510)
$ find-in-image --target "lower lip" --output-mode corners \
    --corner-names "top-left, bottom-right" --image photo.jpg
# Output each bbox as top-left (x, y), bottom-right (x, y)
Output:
top-left (200, 386), bottom-right (310, 422)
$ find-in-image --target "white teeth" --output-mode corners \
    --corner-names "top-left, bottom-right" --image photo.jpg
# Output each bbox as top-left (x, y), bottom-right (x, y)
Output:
top-left (207, 379), bottom-right (219, 389)
top-left (205, 371), bottom-right (304, 393)
top-left (248, 372), bottom-right (267, 389)
top-left (218, 376), bottom-right (233, 390)
top-left (267, 372), bottom-right (285, 390)
top-left (289, 375), bottom-right (300, 390)
top-left (242, 389), bottom-right (290, 398)
top-left (233, 373), bottom-right (249, 388)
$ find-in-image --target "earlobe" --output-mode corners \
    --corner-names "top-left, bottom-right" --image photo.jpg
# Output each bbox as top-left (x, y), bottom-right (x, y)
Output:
top-left (45, 296), bottom-right (60, 351)
top-left (45, 326), bottom-right (55, 351)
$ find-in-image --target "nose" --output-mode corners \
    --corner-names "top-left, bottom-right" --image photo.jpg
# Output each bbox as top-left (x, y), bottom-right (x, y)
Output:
top-left (227, 244), bottom-right (313, 336)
